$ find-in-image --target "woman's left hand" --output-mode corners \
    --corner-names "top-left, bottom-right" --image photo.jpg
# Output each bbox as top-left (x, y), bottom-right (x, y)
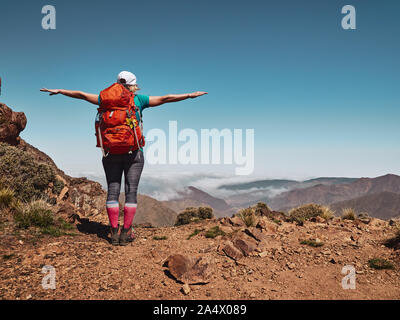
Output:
top-left (40, 88), bottom-right (61, 95)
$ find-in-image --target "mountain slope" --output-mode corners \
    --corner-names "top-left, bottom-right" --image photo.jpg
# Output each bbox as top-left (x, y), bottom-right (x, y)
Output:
top-left (330, 191), bottom-right (400, 220)
top-left (162, 186), bottom-right (235, 218)
top-left (218, 177), bottom-right (358, 209)
top-left (218, 179), bottom-right (300, 191)
top-left (269, 174), bottom-right (400, 212)
top-left (118, 193), bottom-right (177, 227)
top-left (218, 177), bottom-right (357, 191)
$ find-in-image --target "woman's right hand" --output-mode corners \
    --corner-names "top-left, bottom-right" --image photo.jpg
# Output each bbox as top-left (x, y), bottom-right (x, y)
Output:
top-left (189, 91), bottom-right (208, 98)
top-left (40, 88), bottom-right (61, 95)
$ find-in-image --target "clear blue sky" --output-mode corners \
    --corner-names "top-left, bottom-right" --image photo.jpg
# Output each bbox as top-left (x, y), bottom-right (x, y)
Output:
top-left (1, 0), bottom-right (399, 179)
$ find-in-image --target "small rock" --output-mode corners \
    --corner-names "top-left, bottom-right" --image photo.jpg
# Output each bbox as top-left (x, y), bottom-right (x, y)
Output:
top-left (258, 251), bottom-right (269, 258)
top-left (199, 245), bottom-right (215, 253)
top-left (287, 262), bottom-right (296, 270)
top-left (322, 249), bottom-right (331, 255)
top-left (182, 283), bottom-right (190, 295)
top-left (359, 217), bottom-right (371, 225)
top-left (256, 219), bottom-right (267, 230)
top-left (244, 227), bottom-right (266, 242)
top-left (311, 216), bottom-right (325, 223)
top-left (229, 216), bottom-right (246, 227)
top-left (219, 217), bottom-right (231, 226)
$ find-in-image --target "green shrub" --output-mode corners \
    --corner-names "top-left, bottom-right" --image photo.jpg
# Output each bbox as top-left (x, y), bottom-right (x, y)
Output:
top-left (41, 225), bottom-right (63, 237)
top-left (0, 143), bottom-right (58, 202)
top-left (14, 200), bottom-right (54, 229)
top-left (342, 208), bottom-right (356, 220)
top-left (256, 202), bottom-right (269, 209)
top-left (271, 218), bottom-right (282, 225)
top-left (187, 228), bottom-right (204, 240)
top-left (205, 226), bottom-right (225, 239)
top-left (175, 206), bottom-right (214, 226)
top-left (300, 239), bottom-right (324, 247)
top-left (368, 258), bottom-right (394, 270)
top-left (13, 199), bottom-right (74, 236)
top-left (52, 179), bottom-right (65, 195)
top-left (153, 235), bottom-right (168, 240)
top-left (236, 207), bottom-right (256, 227)
top-left (288, 203), bottom-right (333, 224)
top-left (3, 253), bottom-right (15, 260)
top-left (320, 207), bottom-right (334, 221)
top-left (0, 188), bottom-right (15, 209)
top-left (198, 207), bottom-right (213, 219)
top-left (254, 202), bottom-right (272, 216)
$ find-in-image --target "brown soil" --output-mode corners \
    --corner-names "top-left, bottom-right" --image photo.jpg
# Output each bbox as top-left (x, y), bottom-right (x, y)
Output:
top-left (1, 214), bottom-right (399, 300)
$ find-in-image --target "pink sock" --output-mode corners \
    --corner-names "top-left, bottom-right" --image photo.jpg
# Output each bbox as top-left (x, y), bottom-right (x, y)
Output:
top-left (123, 203), bottom-right (137, 229)
top-left (106, 201), bottom-right (119, 228)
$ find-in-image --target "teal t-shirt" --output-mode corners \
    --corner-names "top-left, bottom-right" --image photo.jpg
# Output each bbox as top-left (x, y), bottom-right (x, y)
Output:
top-left (134, 94), bottom-right (150, 122)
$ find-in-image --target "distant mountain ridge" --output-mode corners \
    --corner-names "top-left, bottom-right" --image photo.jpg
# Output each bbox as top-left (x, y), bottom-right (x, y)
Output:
top-left (269, 174), bottom-right (400, 216)
top-left (162, 186), bottom-right (235, 218)
top-left (218, 177), bottom-right (357, 191)
top-left (218, 177), bottom-right (358, 210)
top-left (330, 191), bottom-right (400, 220)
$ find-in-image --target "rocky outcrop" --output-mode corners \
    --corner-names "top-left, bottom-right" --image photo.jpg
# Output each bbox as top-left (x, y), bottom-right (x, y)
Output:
top-left (67, 177), bottom-right (106, 220)
top-left (0, 103), bottom-right (26, 145)
top-left (0, 103), bottom-right (106, 220)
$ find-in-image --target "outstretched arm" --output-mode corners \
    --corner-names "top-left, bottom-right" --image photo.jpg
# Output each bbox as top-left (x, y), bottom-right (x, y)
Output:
top-left (149, 91), bottom-right (207, 107)
top-left (40, 88), bottom-right (99, 105)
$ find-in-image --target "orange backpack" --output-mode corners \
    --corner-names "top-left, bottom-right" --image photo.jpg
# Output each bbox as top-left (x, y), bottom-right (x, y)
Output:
top-left (95, 83), bottom-right (145, 156)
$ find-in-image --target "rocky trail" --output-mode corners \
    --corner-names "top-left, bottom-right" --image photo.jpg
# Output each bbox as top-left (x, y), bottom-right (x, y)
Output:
top-left (1, 212), bottom-right (399, 300)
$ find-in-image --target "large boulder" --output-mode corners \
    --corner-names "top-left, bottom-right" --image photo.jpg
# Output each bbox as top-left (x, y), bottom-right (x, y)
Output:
top-left (0, 103), bottom-right (27, 145)
top-left (165, 254), bottom-right (213, 284)
top-left (220, 241), bottom-right (244, 261)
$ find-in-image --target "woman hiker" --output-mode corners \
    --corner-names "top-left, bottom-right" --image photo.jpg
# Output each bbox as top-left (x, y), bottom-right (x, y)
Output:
top-left (41, 71), bottom-right (207, 245)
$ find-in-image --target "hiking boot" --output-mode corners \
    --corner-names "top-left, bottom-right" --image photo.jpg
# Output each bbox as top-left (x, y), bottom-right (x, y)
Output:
top-left (110, 226), bottom-right (120, 246)
top-left (119, 227), bottom-right (135, 246)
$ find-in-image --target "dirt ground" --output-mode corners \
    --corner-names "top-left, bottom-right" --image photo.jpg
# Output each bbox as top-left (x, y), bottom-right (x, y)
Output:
top-left (1, 216), bottom-right (399, 300)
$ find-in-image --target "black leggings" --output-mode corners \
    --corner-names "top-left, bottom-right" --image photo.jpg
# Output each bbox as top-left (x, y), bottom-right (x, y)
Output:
top-left (102, 150), bottom-right (144, 203)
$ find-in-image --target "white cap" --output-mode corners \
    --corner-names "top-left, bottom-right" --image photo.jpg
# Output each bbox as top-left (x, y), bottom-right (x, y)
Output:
top-left (117, 71), bottom-right (137, 86)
